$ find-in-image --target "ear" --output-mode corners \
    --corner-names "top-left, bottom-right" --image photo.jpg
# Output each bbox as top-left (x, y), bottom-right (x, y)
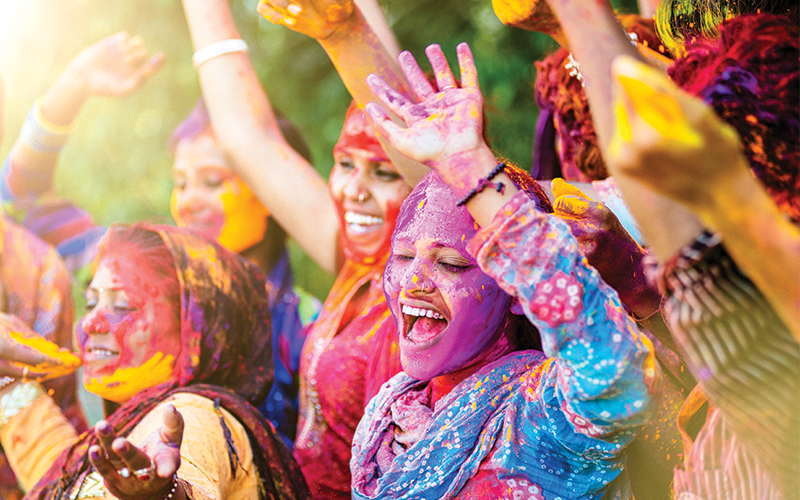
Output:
top-left (510, 297), bottom-right (525, 316)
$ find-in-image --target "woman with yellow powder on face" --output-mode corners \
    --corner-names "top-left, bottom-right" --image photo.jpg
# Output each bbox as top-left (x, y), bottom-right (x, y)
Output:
top-left (0, 223), bottom-right (309, 499)
top-left (0, 32), bottom-right (321, 447)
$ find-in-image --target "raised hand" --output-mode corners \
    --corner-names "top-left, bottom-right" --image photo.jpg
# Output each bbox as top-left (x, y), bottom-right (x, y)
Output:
top-left (366, 43), bottom-right (494, 195)
top-left (550, 179), bottom-right (662, 317)
top-left (0, 313), bottom-right (81, 381)
top-left (608, 55), bottom-right (749, 211)
top-left (65, 32), bottom-right (165, 98)
top-left (89, 405), bottom-right (184, 500)
top-left (491, 0), bottom-right (563, 42)
top-left (257, 0), bottom-right (355, 39)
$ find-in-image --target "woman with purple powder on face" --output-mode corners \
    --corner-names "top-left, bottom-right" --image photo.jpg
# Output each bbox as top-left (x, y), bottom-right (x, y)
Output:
top-left (347, 43), bottom-right (660, 499)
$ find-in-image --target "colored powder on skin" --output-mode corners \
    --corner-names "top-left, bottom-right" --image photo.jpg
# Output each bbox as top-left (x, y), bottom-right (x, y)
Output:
top-left (84, 351), bottom-right (176, 403)
top-left (617, 74), bottom-right (702, 146)
top-left (9, 330), bottom-right (82, 377)
top-left (217, 179), bottom-right (269, 253)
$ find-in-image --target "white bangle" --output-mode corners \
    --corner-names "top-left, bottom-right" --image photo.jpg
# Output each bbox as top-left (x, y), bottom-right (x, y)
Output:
top-left (192, 39), bottom-right (248, 69)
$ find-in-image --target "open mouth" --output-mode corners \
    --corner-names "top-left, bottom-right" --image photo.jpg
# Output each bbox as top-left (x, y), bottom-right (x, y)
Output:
top-left (84, 348), bottom-right (120, 363)
top-left (402, 304), bottom-right (448, 344)
top-left (345, 211), bottom-right (383, 234)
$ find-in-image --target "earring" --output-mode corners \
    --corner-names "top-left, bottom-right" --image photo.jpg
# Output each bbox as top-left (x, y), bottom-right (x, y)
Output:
top-left (357, 193), bottom-right (366, 203)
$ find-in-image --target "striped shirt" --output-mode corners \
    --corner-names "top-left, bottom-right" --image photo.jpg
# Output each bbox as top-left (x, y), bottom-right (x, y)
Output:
top-left (658, 231), bottom-right (799, 500)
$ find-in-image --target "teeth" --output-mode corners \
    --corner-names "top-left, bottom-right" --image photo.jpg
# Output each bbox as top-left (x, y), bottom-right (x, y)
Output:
top-left (89, 349), bottom-right (117, 357)
top-left (402, 304), bottom-right (443, 320)
top-left (345, 212), bottom-right (383, 226)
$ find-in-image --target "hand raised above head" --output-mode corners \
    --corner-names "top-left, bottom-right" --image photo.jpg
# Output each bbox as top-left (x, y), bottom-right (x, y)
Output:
top-left (491, 0), bottom-right (563, 41)
top-left (0, 313), bottom-right (81, 381)
top-left (365, 43), bottom-right (493, 188)
top-left (257, 0), bottom-right (355, 39)
top-left (608, 55), bottom-right (749, 211)
top-left (89, 404), bottom-right (184, 500)
top-left (67, 32), bottom-right (165, 98)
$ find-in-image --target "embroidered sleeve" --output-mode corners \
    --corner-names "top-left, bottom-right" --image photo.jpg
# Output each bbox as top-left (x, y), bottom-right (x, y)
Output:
top-left (469, 192), bottom-right (658, 447)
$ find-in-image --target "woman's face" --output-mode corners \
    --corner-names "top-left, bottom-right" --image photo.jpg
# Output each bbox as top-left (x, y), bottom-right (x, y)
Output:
top-left (383, 181), bottom-right (512, 381)
top-left (77, 254), bottom-right (181, 403)
top-left (327, 106), bottom-right (412, 264)
top-left (171, 130), bottom-right (269, 253)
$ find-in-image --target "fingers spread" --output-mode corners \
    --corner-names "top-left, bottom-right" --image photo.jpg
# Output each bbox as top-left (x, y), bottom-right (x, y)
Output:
top-left (160, 405), bottom-right (184, 448)
top-left (456, 43), bottom-right (479, 91)
top-left (398, 51), bottom-right (435, 101)
top-left (89, 444), bottom-right (119, 480)
top-left (425, 44), bottom-right (457, 91)
top-left (367, 74), bottom-right (412, 117)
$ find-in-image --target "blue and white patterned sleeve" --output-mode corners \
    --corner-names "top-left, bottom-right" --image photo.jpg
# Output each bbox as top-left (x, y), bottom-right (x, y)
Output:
top-left (468, 191), bottom-right (659, 449)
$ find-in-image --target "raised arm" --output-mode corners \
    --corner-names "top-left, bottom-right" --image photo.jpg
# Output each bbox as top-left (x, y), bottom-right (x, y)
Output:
top-left (181, 0), bottom-right (340, 273)
top-left (257, 0), bottom-right (430, 184)
top-left (2, 32), bottom-right (163, 197)
top-left (608, 56), bottom-right (800, 338)
top-left (368, 43), bottom-right (657, 444)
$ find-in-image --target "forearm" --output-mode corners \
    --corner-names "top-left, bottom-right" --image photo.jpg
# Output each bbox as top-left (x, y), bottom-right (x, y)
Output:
top-left (318, 10), bottom-right (429, 185)
top-left (546, 0), bottom-right (639, 151)
top-left (0, 386), bottom-right (79, 491)
top-left (699, 170), bottom-right (800, 338)
top-left (182, 0), bottom-right (340, 273)
top-left (470, 193), bottom-right (657, 426)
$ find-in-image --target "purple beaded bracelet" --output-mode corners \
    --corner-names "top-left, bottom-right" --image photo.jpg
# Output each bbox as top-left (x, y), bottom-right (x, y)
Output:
top-left (456, 162), bottom-right (507, 207)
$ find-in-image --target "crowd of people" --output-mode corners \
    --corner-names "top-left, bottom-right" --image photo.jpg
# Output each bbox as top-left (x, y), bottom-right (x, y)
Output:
top-left (0, 0), bottom-right (796, 498)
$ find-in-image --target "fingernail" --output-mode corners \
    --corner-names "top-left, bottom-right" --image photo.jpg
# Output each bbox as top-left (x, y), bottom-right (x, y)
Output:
top-left (97, 422), bottom-right (110, 435)
top-left (90, 447), bottom-right (102, 460)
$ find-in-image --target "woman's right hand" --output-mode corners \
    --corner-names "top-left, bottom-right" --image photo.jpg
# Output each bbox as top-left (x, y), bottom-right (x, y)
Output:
top-left (0, 313), bottom-right (81, 381)
top-left (89, 405), bottom-right (185, 500)
top-left (64, 32), bottom-right (165, 99)
top-left (257, 0), bottom-right (355, 39)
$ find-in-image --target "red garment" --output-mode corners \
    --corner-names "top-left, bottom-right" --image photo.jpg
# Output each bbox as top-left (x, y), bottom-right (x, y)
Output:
top-left (293, 258), bottom-right (401, 500)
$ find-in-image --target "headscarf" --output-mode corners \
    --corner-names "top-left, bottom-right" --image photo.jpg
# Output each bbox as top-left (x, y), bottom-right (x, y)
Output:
top-left (26, 224), bottom-right (308, 499)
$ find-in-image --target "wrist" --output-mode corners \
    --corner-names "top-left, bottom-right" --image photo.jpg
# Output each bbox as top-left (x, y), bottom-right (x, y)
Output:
top-left (0, 381), bottom-right (46, 431)
top-left (435, 145), bottom-right (498, 199)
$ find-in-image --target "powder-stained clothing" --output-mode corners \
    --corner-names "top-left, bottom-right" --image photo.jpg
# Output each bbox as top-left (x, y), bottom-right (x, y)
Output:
top-left (0, 154), bottom-right (319, 447)
top-left (16, 225), bottom-right (308, 499)
top-left (352, 192), bottom-right (659, 499)
top-left (1, 392), bottom-right (260, 499)
top-left (0, 216), bottom-right (86, 500)
top-left (293, 258), bottom-right (402, 500)
top-left (656, 231), bottom-right (799, 499)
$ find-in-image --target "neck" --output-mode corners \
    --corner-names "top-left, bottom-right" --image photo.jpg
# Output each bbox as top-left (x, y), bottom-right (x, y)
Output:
top-left (429, 323), bottom-right (519, 407)
top-left (238, 236), bottom-right (273, 273)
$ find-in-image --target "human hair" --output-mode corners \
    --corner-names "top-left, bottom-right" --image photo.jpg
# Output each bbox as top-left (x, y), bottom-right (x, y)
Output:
top-left (533, 15), bottom-right (664, 182)
top-left (95, 223), bottom-right (181, 312)
top-left (667, 14), bottom-right (799, 221)
top-left (656, 0), bottom-right (798, 53)
top-left (168, 99), bottom-right (315, 268)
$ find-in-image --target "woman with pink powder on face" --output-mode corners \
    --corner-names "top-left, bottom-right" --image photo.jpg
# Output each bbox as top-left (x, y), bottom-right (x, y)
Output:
top-left (348, 43), bottom-right (659, 499)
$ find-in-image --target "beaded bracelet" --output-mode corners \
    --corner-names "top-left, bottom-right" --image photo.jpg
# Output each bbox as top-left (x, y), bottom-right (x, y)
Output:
top-left (192, 39), bottom-right (248, 69)
top-left (19, 98), bottom-right (73, 154)
top-left (455, 162), bottom-right (507, 207)
top-left (155, 474), bottom-right (179, 500)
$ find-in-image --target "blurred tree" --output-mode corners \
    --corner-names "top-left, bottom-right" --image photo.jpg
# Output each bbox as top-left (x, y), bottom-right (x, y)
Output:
top-left (0, 0), bottom-right (637, 300)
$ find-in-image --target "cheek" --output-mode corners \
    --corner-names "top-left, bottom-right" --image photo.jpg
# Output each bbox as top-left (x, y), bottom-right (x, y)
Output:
top-left (374, 184), bottom-right (412, 218)
top-left (327, 166), bottom-right (348, 203)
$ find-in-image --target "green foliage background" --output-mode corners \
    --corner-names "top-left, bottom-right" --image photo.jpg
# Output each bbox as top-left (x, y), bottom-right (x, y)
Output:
top-left (0, 0), bottom-right (636, 300)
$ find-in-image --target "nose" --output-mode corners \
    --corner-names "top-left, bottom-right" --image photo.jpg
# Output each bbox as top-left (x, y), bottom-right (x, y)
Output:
top-left (402, 260), bottom-right (435, 295)
top-left (342, 166), bottom-right (369, 203)
top-left (174, 182), bottom-right (206, 216)
top-left (82, 310), bottom-right (110, 335)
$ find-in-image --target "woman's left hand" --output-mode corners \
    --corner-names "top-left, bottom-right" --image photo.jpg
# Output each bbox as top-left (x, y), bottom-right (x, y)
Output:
top-left (365, 42), bottom-right (496, 194)
top-left (89, 405), bottom-right (184, 500)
